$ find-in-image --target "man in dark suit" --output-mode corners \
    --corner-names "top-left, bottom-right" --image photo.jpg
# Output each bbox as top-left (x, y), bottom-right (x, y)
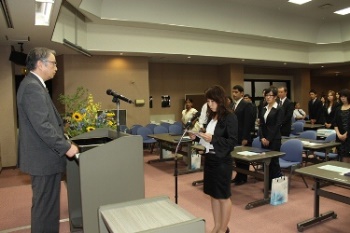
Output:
top-left (308, 89), bottom-right (324, 124)
top-left (231, 85), bottom-right (255, 185)
top-left (17, 47), bottom-right (79, 232)
top-left (277, 86), bottom-right (294, 137)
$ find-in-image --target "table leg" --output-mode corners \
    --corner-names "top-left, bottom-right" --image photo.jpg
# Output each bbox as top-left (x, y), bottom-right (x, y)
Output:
top-left (147, 141), bottom-right (174, 164)
top-left (245, 159), bottom-right (270, 209)
top-left (296, 179), bottom-right (337, 232)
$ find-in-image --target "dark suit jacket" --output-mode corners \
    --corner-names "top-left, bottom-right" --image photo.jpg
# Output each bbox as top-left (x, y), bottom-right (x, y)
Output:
top-left (234, 99), bottom-right (255, 144)
top-left (278, 98), bottom-right (294, 136)
top-left (308, 98), bottom-right (324, 124)
top-left (323, 102), bottom-right (340, 127)
top-left (259, 105), bottom-right (283, 150)
top-left (17, 73), bottom-right (71, 175)
top-left (210, 112), bottom-right (238, 158)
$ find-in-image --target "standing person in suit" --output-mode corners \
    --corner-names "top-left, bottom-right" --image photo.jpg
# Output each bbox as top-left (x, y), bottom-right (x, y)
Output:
top-left (258, 88), bottom-right (268, 120)
top-left (231, 85), bottom-right (255, 185)
top-left (259, 86), bottom-right (283, 189)
top-left (17, 47), bottom-right (79, 233)
top-left (308, 89), bottom-right (324, 124)
top-left (189, 85), bottom-right (238, 233)
top-left (333, 89), bottom-right (350, 162)
top-left (277, 86), bottom-right (294, 137)
top-left (323, 90), bottom-right (340, 129)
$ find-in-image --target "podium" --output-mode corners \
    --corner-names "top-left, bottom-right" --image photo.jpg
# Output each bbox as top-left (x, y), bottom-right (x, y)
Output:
top-left (66, 128), bottom-right (145, 233)
top-left (98, 196), bottom-right (205, 233)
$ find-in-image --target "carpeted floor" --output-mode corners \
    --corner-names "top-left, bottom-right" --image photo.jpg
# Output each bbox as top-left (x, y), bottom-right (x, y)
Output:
top-left (0, 152), bottom-right (350, 233)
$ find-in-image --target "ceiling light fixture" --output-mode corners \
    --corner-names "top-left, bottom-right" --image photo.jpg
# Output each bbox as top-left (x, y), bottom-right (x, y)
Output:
top-left (35, 0), bottom-right (55, 26)
top-left (0, 0), bottom-right (13, 28)
top-left (334, 7), bottom-right (350, 15)
top-left (288, 0), bottom-right (312, 5)
top-left (63, 39), bottom-right (92, 57)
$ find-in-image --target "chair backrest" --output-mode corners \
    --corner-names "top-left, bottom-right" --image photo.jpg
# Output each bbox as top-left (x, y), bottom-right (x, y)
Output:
top-left (280, 139), bottom-right (303, 162)
top-left (136, 127), bottom-right (153, 140)
top-left (160, 122), bottom-right (171, 130)
top-left (169, 124), bottom-right (183, 135)
top-left (299, 130), bottom-right (317, 140)
top-left (173, 121), bottom-right (183, 128)
top-left (324, 133), bottom-right (336, 142)
top-left (153, 125), bottom-right (168, 134)
top-left (131, 124), bottom-right (143, 135)
top-left (145, 123), bottom-right (157, 133)
top-left (291, 121), bottom-right (304, 135)
top-left (252, 137), bottom-right (261, 148)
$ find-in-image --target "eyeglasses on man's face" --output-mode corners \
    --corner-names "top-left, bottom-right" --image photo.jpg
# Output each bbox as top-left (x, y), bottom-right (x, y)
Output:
top-left (43, 60), bottom-right (57, 66)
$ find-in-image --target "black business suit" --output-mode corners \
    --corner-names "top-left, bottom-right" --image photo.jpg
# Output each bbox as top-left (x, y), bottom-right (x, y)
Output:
top-left (17, 73), bottom-right (71, 232)
top-left (278, 98), bottom-right (294, 136)
top-left (259, 104), bottom-right (283, 188)
top-left (203, 112), bottom-right (238, 199)
top-left (233, 99), bottom-right (255, 182)
top-left (323, 102), bottom-right (340, 128)
top-left (308, 98), bottom-right (324, 124)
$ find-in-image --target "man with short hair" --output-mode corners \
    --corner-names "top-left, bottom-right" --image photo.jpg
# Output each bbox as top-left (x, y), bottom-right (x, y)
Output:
top-left (308, 89), bottom-right (324, 124)
top-left (277, 87), bottom-right (294, 137)
top-left (231, 85), bottom-right (255, 185)
top-left (17, 47), bottom-right (79, 232)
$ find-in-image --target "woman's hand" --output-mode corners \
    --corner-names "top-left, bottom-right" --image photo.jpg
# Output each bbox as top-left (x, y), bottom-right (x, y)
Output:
top-left (338, 132), bottom-right (347, 141)
top-left (261, 137), bottom-right (269, 147)
top-left (188, 132), bottom-right (197, 140)
top-left (199, 132), bottom-right (212, 142)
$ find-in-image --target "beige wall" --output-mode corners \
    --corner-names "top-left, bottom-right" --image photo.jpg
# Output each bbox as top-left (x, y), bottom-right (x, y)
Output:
top-left (0, 45), bottom-right (18, 167)
top-left (54, 55), bottom-right (150, 127)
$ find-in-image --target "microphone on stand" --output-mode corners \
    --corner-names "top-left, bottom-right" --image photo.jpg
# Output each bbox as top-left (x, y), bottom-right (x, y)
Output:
top-left (106, 89), bottom-right (133, 104)
top-left (185, 112), bottom-right (201, 129)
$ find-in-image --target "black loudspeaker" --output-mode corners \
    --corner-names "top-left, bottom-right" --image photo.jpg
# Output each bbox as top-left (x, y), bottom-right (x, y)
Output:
top-left (9, 51), bottom-right (27, 66)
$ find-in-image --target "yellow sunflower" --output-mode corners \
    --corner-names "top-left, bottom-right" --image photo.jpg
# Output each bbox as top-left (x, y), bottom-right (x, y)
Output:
top-left (106, 112), bottom-right (115, 117)
top-left (107, 120), bottom-right (114, 126)
top-left (86, 126), bottom-right (96, 132)
top-left (72, 112), bottom-right (83, 122)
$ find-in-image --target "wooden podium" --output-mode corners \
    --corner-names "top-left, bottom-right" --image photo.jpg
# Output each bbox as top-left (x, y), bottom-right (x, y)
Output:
top-left (66, 128), bottom-right (145, 233)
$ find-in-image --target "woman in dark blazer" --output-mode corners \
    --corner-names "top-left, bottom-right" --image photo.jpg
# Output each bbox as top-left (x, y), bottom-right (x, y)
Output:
top-left (323, 90), bottom-right (340, 129)
top-left (258, 86), bottom-right (283, 189)
top-left (189, 85), bottom-right (238, 233)
top-left (333, 89), bottom-right (350, 162)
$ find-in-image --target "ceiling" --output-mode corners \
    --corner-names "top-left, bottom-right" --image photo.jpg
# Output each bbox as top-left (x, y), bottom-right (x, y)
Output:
top-left (1, 0), bottom-right (350, 77)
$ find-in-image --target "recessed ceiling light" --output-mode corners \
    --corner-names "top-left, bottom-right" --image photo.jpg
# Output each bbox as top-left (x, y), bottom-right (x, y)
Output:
top-left (120, 53), bottom-right (123, 55)
top-left (288, 0), bottom-right (312, 5)
top-left (335, 7), bottom-right (350, 15)
top-left (187, 56), bottom-right (191, 59)
top-left (35, 0), bottom-right (55, 26)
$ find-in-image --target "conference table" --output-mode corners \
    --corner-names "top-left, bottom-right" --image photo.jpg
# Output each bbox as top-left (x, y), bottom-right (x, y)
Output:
top-left (148, 133), bottom-right (202, 175)
top-left (303, 123), bottom-right (324, 131)
top-left (295, 161), bottom-right (350, 232)
top-left (191, 145), bottom-right (285, 210)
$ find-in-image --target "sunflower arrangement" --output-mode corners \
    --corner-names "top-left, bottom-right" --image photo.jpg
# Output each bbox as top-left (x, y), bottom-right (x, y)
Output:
top-left (59, 87), bottom-right (116, 137)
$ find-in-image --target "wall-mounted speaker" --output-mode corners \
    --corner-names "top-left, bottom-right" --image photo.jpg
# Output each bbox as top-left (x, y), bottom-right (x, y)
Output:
top-left (9, 51), bottom-right (27, 66)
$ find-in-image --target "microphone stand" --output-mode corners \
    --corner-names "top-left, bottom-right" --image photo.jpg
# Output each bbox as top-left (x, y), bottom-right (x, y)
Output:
top-left (111, 96), bottom-right (121, 135)
top-left (174, 126), bottom-right (191, 204)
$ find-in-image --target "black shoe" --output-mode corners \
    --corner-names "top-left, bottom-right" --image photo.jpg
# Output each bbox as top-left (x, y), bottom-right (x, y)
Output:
top-left (234, 180), bottom-right (247, 186)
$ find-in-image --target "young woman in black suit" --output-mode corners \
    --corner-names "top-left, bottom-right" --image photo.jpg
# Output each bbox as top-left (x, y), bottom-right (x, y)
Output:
top-left (333, 89), bottom-right (350, 162)
top-left (323, 90), bottom-right (340, 129)
top-left (258, 86), bottom-right (283, 189)
top-left (189, 85), bottom-right (238, 233)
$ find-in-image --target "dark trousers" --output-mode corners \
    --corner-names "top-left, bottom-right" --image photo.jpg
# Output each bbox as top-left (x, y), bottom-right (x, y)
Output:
top-left (31, 173), bottom-right (62, 233)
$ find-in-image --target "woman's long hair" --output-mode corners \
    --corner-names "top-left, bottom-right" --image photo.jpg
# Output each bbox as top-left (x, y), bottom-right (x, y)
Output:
top-left (205, 85), bottom-right (230, 121)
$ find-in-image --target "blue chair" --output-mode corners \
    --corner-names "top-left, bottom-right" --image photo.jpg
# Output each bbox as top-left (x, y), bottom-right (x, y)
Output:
top-left (130, 124), bottom-right (143, 135)
top-left (290, 121), bottom-right (304, 137)
top-left (145, 123), bottom-right (157, 133)
top-left (279, 139), bottom-right (308, 192)
top-left (160, 122), bottom-right (171, 130)
top-left (314, 133), bottom-right (338, 161)
top-left (153, 125), bottom-right (168, 134)
top-left (137, 127), bottom-right (157, 153)
top-left (169, 124), bottom-right (183, 135)
top-left (299, 130), bottom-right (317, 140)
top-left (252, 137), bottom-right (261, 148)
top-left (173, 121), bottom-right (183, 129)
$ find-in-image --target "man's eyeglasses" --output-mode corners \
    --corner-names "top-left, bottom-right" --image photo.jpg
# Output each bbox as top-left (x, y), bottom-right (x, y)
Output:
top-left (43, 60), bottom-right (57, 66)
